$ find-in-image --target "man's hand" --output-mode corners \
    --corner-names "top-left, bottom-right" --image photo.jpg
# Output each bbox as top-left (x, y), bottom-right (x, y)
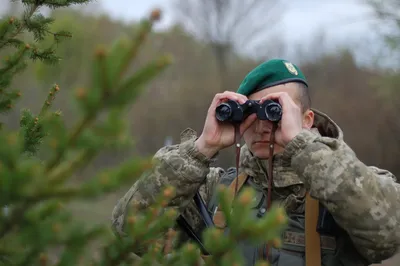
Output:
top-left (195, 91), bottom-right (257, 159)
top-left (260, 92), bottom-right (304, 146)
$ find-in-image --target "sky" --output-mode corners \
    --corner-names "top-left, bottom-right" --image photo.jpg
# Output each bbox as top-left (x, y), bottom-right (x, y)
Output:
top-left (0, 0), bottom-right (391, 66)
top-left (97, 0), bottom-right (387, 65)
top-left (99, 0), bottom-right (375, 42)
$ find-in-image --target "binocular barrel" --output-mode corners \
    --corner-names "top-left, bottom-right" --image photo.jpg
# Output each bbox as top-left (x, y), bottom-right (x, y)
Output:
top-left (215, 99), bottom-right (282, 123)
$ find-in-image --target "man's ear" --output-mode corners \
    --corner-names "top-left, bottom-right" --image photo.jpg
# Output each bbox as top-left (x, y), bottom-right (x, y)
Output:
top-left (302, 109), bottom-right (314, 129)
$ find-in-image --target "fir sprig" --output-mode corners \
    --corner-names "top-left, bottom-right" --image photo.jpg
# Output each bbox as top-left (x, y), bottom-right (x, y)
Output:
top-left (0, 1), bottom-right (75, 115)
top-left (0, 2), bottom-right (290, 265)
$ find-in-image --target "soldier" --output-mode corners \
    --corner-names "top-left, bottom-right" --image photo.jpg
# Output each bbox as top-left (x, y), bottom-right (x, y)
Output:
top-left (111, 59), bottom-right (400, 266)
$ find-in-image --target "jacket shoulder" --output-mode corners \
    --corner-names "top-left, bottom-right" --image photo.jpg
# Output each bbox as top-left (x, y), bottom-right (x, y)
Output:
top-left (368, 166), bottom-right (397, 182)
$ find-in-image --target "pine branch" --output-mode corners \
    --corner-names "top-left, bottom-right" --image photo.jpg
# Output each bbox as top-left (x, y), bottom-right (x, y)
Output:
top-left (19, 84), bottom-right (60, 156)
top-left (0, 4), bottom-right (39, 49)
top-left (0, 4), bottom-right (291, 265)
top-left (45, 111), bottom-right (95, 172)
top-left (40, 0), bottom-right (96, 9)
top-left (0, 1), bottom-right (79, 118)
top-left (45, 12), bottom-right (169, 173)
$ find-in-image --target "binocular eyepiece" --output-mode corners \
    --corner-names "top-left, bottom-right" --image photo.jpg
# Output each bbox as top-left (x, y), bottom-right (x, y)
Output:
top-left (215, 99), bottom-right (282, 123)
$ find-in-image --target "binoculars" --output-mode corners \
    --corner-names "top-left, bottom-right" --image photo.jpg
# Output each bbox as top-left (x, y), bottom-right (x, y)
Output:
top-left (215, 99), bottom-right (282, 123)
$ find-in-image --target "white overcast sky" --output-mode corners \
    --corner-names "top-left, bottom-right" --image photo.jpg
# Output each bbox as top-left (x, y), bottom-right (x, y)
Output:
top-left (0, 0), bottom-right (390, 65)
top-left (97, 0), bottom-right (386, 65)
top-left (99, 0), bottom-right (375, 43)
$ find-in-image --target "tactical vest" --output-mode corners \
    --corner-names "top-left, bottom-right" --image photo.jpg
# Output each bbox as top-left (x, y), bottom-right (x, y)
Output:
top-left (204, 169), bottom-right (371, 266)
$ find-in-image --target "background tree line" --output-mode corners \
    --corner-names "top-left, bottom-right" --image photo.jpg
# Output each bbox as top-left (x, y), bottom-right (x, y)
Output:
top-left (2, 5), bottom-right (398, 175)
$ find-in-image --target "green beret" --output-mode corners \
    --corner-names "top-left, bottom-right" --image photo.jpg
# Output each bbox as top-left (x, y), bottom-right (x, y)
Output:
top-left (236, 59), bottom-right (308, 96)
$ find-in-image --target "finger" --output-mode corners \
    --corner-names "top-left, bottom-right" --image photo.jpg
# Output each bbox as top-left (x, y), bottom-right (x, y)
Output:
top-left (234, 93), bottom-right (249, 104)
top-left (208, 91), bottom-right (248, 114)
top-left (272, 130), bottom-right (283, 145)
top-left (260, 92), bottom-right (296, 109)
top-left (239, 113), bottom-right (257, 135)
top-left (259, 92), bottom-right (285, 103)
top-left (216, 91), bottom-right (248, 104)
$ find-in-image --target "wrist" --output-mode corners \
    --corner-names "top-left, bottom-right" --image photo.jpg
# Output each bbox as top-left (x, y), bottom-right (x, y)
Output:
top-left (284, 130), bottom-right (302, 146)
top-left (282, 129), bottom-right (318, 164)
top-left (195, 136), bottom-right (220, 159)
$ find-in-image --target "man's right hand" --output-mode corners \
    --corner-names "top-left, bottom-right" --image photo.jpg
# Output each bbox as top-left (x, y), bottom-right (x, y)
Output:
top-left (195, 91), bottom-right (257, 159)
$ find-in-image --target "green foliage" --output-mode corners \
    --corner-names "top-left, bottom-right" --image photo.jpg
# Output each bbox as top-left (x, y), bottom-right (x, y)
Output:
top-left (0, 2), bottom-right (72, 89)
top-left (108, 186), bottom-right (287, 266)
top-left (0, 1), bottom-right (288, 266)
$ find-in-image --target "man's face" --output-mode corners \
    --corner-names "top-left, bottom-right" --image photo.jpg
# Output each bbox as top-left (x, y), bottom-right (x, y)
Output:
top-left (242, 82), bottom-right (313, 159)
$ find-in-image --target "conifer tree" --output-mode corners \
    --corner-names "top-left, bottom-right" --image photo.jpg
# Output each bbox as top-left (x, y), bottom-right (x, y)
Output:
top-left (0, 1), bottom-right (288, 265)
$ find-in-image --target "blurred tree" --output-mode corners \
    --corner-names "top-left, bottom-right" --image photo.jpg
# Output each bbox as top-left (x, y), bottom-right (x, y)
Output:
top-left (365, 0), bottom-right (400, 110)
top-left (0, 1), bottom-right (288, 265)
top-left (353, 0), bottom-right (400, 175)
top-left (366, 0), bottom-right (399, 21)
top-left (170, 0), bottom-right (283, 90)
top-left (366, 0), bottom-right (400, 51)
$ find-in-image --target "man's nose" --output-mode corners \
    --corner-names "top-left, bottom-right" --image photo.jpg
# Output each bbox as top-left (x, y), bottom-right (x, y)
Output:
top-left (254, 119), bottom-right (273, 133)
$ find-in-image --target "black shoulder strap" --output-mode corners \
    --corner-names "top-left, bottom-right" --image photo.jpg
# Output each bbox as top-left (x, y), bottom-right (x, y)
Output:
top-left (176, 212), bottom-right (210, 255)
top-left (175, 167), bottom-right (239, 256)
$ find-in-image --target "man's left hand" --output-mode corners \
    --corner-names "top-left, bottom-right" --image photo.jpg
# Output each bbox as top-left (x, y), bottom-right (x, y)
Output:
top-left (260, 92), bottom-right (303, 147)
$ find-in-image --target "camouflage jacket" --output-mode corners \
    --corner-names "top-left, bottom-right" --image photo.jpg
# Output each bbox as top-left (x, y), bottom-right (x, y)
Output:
top-left (111, 109), bottom-right (400, 264)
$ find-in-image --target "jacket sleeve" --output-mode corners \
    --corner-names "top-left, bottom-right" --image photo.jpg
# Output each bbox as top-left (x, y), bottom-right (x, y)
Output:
top-left (111, 128), bottom-right (225, 238)
top-left (282, 129), bottom-right (400, 264)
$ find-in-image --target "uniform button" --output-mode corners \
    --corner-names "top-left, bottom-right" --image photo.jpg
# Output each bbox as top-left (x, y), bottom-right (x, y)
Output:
top-left (257, 208), bottom-right (266, 218)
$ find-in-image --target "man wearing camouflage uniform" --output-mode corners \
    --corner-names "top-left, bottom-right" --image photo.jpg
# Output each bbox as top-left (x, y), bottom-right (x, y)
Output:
top-left (111, 59), bottom-right (400, 265)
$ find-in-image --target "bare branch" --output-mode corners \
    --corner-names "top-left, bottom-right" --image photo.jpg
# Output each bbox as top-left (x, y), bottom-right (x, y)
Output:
top-left (365, 0), bottom-right (400, 20)
top-left (170, 0), bottom-right (284, 89)
top-left (171, 0), bottom-right (284, 51)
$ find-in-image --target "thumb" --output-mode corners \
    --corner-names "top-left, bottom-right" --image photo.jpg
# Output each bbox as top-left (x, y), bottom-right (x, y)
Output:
top-left (272, 128), bottom-right (284, 146)
top-left (239, 114), bottom-right (257, 136)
